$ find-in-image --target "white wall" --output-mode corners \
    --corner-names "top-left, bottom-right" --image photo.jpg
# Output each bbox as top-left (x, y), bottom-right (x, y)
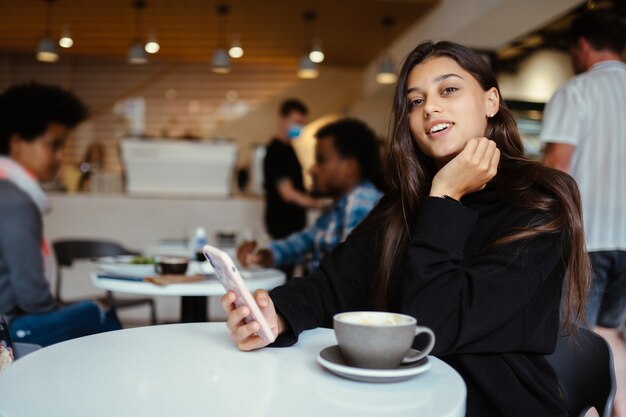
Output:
top-left (498, 49), bottom-right (574, 102)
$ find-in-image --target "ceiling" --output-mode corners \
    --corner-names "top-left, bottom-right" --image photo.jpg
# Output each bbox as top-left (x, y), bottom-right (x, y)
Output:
top-left (0, 0), bottom-right (437, 67)
top-left (493, 0), bottom-right (626, 70)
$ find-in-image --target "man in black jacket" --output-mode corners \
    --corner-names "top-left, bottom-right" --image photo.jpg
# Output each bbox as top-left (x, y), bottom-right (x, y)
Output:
top-left (263, 99), bottom-right (321, 240)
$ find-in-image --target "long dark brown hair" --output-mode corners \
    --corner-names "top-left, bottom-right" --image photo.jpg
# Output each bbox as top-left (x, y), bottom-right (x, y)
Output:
top-left (368, 41), bottom-right (590, 328)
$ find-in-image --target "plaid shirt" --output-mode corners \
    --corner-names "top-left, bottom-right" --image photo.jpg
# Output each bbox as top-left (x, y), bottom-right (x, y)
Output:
top-left (268, 181), bottom-right (383, 271)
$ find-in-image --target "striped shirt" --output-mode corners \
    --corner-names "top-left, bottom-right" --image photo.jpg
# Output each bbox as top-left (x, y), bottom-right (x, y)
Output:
top-left (268, 181), bottom-right (383, 270)
top-left (540, 60), bottom-right (626, 251)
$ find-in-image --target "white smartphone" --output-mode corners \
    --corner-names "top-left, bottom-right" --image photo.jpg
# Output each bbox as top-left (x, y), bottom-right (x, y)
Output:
top-left (202, 244), bottom-right (276, 343)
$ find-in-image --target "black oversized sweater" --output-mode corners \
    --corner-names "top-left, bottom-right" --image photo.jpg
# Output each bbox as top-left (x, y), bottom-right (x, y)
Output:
top-left (270, 185), bottom-right (568, 417)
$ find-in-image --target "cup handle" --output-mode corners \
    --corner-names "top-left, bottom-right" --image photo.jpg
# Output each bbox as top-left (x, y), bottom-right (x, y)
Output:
top-left (401, 326), bottom-right (435, 364)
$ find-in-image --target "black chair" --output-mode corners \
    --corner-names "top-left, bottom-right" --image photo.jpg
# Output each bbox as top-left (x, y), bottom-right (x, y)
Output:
top-left (2, 314), bottom-right (42, 359)
top-left (546, 327), bottom-right (616, 417)
top-left (13, 342), bottom-right (41, 359)
top-left (52, 239), bottom-right (157, 325)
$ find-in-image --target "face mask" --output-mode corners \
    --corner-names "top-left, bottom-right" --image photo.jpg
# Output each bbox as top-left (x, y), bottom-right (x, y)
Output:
top-left (287, 124), bottom-right (303, 140)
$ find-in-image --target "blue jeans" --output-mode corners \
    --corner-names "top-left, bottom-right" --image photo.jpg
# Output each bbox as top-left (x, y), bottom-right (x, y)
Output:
top-left (9, 301), bottom-right (122, 347)
top-left (585, 250), bottom-right (626, 328)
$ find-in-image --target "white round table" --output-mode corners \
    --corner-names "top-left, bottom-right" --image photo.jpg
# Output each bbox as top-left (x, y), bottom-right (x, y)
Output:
top-left (91, 268), bottom-right (285, 322)
top-left (0, 324), bottom-right (466, 417)
top-left (91, 268), bottom-right (285, 296)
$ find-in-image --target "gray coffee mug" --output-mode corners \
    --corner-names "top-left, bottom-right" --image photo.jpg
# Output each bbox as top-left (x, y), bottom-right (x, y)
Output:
top-left (333, 311), bottom-right (435, 369)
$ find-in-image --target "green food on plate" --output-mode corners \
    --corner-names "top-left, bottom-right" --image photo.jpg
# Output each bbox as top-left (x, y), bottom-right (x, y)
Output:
top-left (130, 256), bottom-right (156, 265)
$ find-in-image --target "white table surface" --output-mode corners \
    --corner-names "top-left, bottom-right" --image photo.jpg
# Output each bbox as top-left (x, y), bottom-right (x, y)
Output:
top-left (90, 268), bottom-right (285, 296)
top-left (0, 324), bottom-right (466, 417)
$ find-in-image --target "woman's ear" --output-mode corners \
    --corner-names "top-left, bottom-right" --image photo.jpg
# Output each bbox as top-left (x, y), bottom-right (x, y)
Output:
top-left (485, 87), bottom-right (500, 118)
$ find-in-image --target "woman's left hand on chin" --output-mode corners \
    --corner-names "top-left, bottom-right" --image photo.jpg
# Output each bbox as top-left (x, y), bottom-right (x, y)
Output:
top-left (430, 137), bottom-right (500, 200)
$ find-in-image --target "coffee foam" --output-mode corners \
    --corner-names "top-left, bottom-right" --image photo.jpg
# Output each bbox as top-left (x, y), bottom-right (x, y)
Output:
top-left (337, 312), bottom-right (413, 326)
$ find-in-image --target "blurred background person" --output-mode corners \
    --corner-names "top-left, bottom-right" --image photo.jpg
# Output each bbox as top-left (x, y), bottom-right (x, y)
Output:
top-left (541, 11), bottom-right (626, 416)
top-left (263, 99), bottom-right (322, 238)
top-left (0, 82), bottom-right (121, 347)
top-left (77, 142), bottom-right (105, 192)
top-left (263, 98), bottom-right (322, 278)
top-left (239, 118), bottom-right (384, 273)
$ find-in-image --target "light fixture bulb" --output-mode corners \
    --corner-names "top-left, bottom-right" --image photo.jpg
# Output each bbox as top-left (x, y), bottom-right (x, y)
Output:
top-left (212, 48), bottom-right (231, 73)
top-left (36, 37), bottom-right (59, 62)
top-left (145, 33), bottom-right (160, 54)
top-left (309, 50), bottom-right (324, 64)
top-left (59, 24), bottom-right (73, 48)
top-left (128, 41), bottom-right (148, 64)
top-left (145, 41), bottom-right (160, 54)
top-left (228, 36), bottom-right (244, 58)
top-left (229, 46), bottom-right (244, 59)
top-left (309, 39), bottom-right (324, 63)
top-left (59, 36), bottom-right (73, 48)
top-left (376, 57), bottom-right (397, 85)
top-left (298, 55), bottom-right (319, 79)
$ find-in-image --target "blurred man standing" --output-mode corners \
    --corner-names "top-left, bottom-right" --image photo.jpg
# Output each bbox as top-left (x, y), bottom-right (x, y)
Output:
top-left (240, 118), bottom-right (384, 273)
top-left (541, 11), bottom-right (626, 416)
top-left (263, 99), bottom-right (320, 241)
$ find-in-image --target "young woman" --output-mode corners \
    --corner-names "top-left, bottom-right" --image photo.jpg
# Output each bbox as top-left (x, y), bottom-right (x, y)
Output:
top-left (221, 41), bottom-right (590, 417)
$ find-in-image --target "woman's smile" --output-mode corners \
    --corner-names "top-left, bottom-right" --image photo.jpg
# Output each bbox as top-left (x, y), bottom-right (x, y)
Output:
top-left (425, 120), bottom-right (455, 139)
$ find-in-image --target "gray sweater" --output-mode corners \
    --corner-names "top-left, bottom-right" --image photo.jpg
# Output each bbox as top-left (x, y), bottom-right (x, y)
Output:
top-left (0, 180), bottom-right (56, 317)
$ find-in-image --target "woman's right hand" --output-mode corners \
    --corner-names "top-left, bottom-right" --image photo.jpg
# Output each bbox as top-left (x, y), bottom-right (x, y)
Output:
top-left (430, 137), bottom-right (500, 200)
top-left (220, 289), bottom-right (284, 351)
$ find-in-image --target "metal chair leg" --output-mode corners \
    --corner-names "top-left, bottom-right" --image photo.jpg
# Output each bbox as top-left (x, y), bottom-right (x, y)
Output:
top-left (149, 300), bottom-right (157, 325)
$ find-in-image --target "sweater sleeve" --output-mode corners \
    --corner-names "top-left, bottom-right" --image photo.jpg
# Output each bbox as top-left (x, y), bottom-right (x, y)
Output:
top-left (403, 197), bottom-right (564, 356)
top-left (0, 193), bottom-right (56, 314)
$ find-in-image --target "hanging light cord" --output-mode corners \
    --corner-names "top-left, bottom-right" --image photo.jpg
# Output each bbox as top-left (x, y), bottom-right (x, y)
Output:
top-left (217, 4), bottom-right (230, 49)
top-left (44, 0), bottom-right (55, 36)
top-left (133, 0), bottom-right (146, 41)
top-left (303, 11), bottom-right (316, 54)
top-left (381, 16), bottom-right (395, 51)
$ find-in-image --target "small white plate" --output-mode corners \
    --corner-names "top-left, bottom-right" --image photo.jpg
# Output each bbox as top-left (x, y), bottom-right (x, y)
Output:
top-left (95, 256), bottom-right (156, 277)
top-left (186, 260), bottom-right (215, 275)
top-left (317, 345), bottom-right (430, 383)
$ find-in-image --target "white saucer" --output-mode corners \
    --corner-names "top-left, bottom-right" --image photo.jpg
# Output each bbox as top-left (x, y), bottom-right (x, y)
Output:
top-left (317, 345), bottom-right (430, 383)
